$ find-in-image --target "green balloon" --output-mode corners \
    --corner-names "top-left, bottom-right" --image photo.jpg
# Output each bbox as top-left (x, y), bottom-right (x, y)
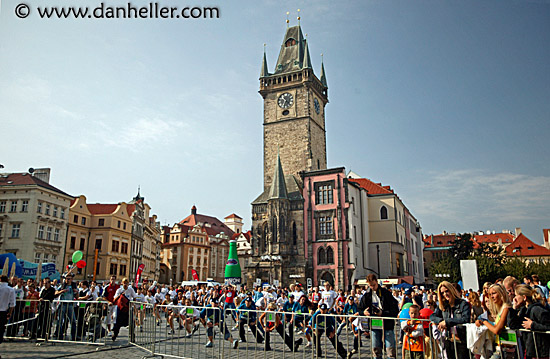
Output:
top-left (547, 281), bottom-right (550, 290)
top-left (72, 251), bottom-right (83, 263)
top-left (402, 302), bottom-right (413, 310)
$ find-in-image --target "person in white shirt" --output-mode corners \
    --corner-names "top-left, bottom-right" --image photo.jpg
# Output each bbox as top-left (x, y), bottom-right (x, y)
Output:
top-left (319, 282), bottom-right (338, 311)
top-left (111, 278), bottom-right (137, 341)
top-left (180, 298), bottom-right (201, 338)
top-left (0, 275), bottom-right (16, 352)
top-left (292, 284), bottom-right (305, 302)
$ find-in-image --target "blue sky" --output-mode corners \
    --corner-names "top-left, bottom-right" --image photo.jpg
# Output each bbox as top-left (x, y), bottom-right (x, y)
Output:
top-left (1, 0), bottom-right (549, 243)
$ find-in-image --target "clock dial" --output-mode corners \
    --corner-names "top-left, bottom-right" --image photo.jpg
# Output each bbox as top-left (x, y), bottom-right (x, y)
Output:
top-left (314, 98), bottom-right (320, 114)
top-left (278, 93), bottom-right (294, 109)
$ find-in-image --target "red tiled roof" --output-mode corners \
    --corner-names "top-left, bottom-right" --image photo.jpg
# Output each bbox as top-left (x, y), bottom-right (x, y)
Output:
top-left (127, 204), bottom-right (136, 216)
top-left (423, 234), bottom-right (456, 248)
top-left (179, 213), bottom-right (235, 237)
top-left (473, 233), bottom-right (514, 245)
top-left (87, 204), bottom-right (119, 215)
top-left (224, 213), bottom-right (242, 220)
top-left (0, 173), bottom-right (72, 197)
top-left (505, 233), bottom-right (550, 257)
top-left (348, 178), bottom-right (394, 195)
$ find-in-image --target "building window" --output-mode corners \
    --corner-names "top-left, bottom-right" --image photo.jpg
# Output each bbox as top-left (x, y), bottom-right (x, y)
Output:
top-left (123, 222), bottom-right (126, 230)
top-left (117, 220), bottom-right (121, 228)
top-left (37, 202), bottom-right (42, 213)
top-left (10, 201), bottom-right (17, 212)
top-left (0, 224), bottom-right (3, 238)
top-left (54, 228), bottom-right (60, 242)
top-left (70, 236), bottom-right (76, 249)
top-left (22, 200), bottom-right (29, 212)
top-left (319, 216), bottom-right (333, 235)
top-left (98, 218), bottom-right (105, 226)
top-left (380, 206), bottom-right (388, 220)
top-left (112, 240), bottom-right (120, 252)
top-left (53, 206), bottom-right (58, 217)
top-left (110, 263), bottom-right (118, 275)
top-left (95, 239), bottom-right (102, 251)
top-left (121, 242), bottom-right (128, 254)
top-left (326, 246), bottom-right (334, 264)
top-left (38, 225), bottom-right (45, 239)
top-left (60, 208), bottom-right (65, 219)
top-left (45, 204), bottom-right (50, 215)
top-left (81, 217), bottom-right (86, 225)
top-left (43, 254), bottom-right (49, 262)
top-left (316, 183), bottom-right (333, 205)
top-left (35, 252), bottom-right (41, 264)
top-left (0, 201), bottom-right (6, 213)
top-left (119, 264), bottom-right (126, 276)
top-left (318, 247), bottom-right (326, 265)
top-left (96, 261), bottom-right (100, 274)
top-left (46, 227), bottom-right (52, 241)
top-left (292, 222), bottom-right (297, 245)
top-left (51, 255), bottom-right (57, 264)
top-left (73, 215), bottom-right (78, 223)
top-left (79, 238), bottom-right (85, 250)
top-left (11, 224), bottom-right (21, 238)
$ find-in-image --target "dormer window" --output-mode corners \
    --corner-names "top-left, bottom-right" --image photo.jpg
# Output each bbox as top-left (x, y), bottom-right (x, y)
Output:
top-left (285, 38), bottom-right (296, 47)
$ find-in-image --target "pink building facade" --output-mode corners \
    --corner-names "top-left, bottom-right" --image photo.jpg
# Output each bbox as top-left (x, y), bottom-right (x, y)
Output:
top-left (302, 167), bottom-right (352, 289)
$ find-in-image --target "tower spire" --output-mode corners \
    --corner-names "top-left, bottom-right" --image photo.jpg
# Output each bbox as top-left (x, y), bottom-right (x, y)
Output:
top-left (320, 54), bottom-right (328, 87)
top-left (260, 44), bottom-right (269, 77)
top-left (268, 150), bottom-right (288, 199)
top-left (302, 41), bottom-right (312, 69)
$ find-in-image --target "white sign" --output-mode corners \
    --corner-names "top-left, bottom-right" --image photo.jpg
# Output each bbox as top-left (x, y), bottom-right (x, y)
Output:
top-left (255, 278), bottom-right (261, 286)
top-left (273, 280), bottom-right (280, 287)
top-left (307, 278), bottom-right (312, 288)
top-left (460, 260), bottom-right (479, 292)
top-left (289, 274), bottom-right (303, 278)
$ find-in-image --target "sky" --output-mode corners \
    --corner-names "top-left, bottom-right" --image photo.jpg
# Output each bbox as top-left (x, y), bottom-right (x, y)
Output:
top-left (1, 0), bottom-right (549, 243)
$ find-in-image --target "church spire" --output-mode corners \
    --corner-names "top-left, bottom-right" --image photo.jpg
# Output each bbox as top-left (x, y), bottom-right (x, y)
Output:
top-left (268, 151), bottom-right (288, 200)
top-left (320, 56), bottom-right (328, 88)
top-left (260, 45), bottom-right (269, 77)
top-left (302, 41), bottom-right (312, 69)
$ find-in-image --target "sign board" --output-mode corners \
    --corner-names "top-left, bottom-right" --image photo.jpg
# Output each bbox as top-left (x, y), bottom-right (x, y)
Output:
top-left (255, 278), bottom-right (261, 286)
top-left (306, 278), bottom-right (312, 288)
top-left (498, 330), bottom-right (518, 346)
top-left (460, 260), bottom-right (479, 292)
top-left (289, 274), bottom-right (303, 279)
top-left (371, 318), bottom-right (383, 330)
top-left (273, 280), bottom-right (280, 287)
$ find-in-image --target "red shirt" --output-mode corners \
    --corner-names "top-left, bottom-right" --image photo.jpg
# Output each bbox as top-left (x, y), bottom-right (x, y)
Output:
top-left (225, 289), bottom-right (235, 304)
top-left (104, 283), bottom-right (120, 302)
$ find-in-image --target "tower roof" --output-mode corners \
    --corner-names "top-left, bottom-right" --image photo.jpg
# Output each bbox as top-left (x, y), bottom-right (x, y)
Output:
top-left (268, 152), bottom-right (288, 199)
top-left (302, 42), bottom-right (312, 69)
top-left (274, 25), bottom-right (306, 74)
top-left (260, 50), bottom-right (270, 77)
top-left (320, 60), bottom-right (328, 87)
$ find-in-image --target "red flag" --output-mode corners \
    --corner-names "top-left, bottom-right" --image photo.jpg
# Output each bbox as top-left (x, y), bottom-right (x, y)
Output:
top-left (135, 264), bottom-right (145, 285)
top-left (191, 269), bottom-right (199, 281)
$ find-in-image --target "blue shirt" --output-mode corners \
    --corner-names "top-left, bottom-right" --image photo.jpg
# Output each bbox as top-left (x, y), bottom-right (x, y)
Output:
top-left (309, 310), bottom-right (336, 331)
top-left (343, 303), bottom-right (358, 315)
top-left (292, 302), bottom-right (309, 323)
top-left (200, 305), bottom-right (221, 324)
top-left (237, 301), bottom-right (257, 321)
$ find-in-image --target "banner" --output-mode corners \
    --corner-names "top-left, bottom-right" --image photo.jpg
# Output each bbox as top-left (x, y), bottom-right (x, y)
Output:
top-left (191, 269), bottom-right (199, 281)
top-left (0, 253), bottom-right (22, 277)
top-left (135, 264), bottom-right (145, 285)
top-left (18, 259), bottom-right (60, 280)
top-left (460, 259), bottom-right (479, 292)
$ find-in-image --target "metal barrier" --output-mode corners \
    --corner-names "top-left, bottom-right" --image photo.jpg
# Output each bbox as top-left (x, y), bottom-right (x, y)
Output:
top-left (5, 299), bottom-right (112, 346)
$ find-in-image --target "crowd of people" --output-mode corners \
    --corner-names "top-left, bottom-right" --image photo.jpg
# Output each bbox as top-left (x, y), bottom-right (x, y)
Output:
top-left (0, 272), bottom-right (549, 359)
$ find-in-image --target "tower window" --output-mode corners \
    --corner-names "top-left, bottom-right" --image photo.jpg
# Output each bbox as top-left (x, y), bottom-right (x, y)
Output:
top-left (380, 206), bottom-right (388, 220)
top-left (282, 110), bottom-right (289, 116)
top-left (326, 247), bottom-right (334, 264)
top-left (285, 38), bottom-right (296, 47)
top-left (318, 247), bottom-right (326, 265)
top-left (315, 182), bottom-right (334, 205)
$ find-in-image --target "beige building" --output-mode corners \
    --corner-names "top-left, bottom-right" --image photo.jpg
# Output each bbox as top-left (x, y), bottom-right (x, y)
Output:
top-left (0, 168), bottom-right (72, 273)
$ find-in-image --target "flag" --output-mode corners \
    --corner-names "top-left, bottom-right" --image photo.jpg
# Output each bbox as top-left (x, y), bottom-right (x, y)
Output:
top-left (191, 269), bottom-right (199, 281)
top-left (135, 264), bottom-right (145, 285)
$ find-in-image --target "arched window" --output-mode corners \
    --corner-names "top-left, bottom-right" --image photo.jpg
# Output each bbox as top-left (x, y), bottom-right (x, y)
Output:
top-left (380, 206), bottom-right (388, 220)
top-left (272, 216), bottom-right (278, 242)
top-left (326, 246), bottom-right (334, 264)
top-left (320, 272), bottom-right (334, 286)
top-left (292, 222), bottom-right (297, 245)
top-left (318, 247), bottom-right (326, 265)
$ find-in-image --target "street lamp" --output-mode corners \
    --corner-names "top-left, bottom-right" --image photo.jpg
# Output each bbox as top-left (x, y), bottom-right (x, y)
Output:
top-left (261, 254), bottom-right (281, 285)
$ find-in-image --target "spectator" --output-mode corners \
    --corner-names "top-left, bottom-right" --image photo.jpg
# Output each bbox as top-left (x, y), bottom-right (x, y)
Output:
top-left (0, 275), bottom-right (16, 358)
top-left (468, 291), bottom-right (484, 322)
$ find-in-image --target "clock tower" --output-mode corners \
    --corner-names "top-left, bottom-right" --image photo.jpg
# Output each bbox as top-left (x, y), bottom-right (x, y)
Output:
top-left (248, 24), bottom-right (329, 288)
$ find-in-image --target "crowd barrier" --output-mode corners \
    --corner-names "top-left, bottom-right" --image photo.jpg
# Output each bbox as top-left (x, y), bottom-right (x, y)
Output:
top-left (5, 299), bottom-right (113, 346)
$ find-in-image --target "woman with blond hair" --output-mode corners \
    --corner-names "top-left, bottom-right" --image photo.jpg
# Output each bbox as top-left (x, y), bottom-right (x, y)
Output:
top-left (509, 284), bottom-right (550, 359)
top-left (429, 282), bottom-right (471, 359)
top-left (468, 291), bottom-right (484, 322)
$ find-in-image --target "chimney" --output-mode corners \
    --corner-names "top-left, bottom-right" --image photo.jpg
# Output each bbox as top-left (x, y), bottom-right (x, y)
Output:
top-left (515, 227), bottom-right (522, 238)
top-left (544, 229), bottom-right (550, 249)
top-left (191, 205), bottom-right (197, 215)
top-left (32, 168), bottom-right (51, 183)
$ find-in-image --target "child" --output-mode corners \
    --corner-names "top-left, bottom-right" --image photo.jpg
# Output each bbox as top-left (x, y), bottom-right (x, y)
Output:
top-left (402, 304), bottom-right (425, 359)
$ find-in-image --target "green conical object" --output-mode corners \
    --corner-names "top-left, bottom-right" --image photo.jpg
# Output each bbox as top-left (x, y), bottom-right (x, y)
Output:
top-left (224, 240), bottom-right (241, 286)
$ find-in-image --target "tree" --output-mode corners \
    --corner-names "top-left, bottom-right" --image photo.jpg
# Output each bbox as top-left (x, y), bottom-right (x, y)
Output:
top-left (449, 233), bottom-right (474, 261)
top-left (430, 256), bottom-right (460, 284)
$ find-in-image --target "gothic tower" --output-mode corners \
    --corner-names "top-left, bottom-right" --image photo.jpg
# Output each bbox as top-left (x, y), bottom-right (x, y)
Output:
top-left (248, 24), bottom-right (328, 288)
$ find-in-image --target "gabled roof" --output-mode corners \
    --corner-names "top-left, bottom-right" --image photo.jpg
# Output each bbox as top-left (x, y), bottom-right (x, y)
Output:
top-left (252, 174), bottom-right (303, 205)
top-left (224, 213), bottom-right (242, 220)
top-left (87, 204), bottom-right (119, 215)
top-left (505, 233), bottom-right (550, 257)
top-left (348, 178), bottom-right (394, 195)
top-left (0, 172), bottom-right (72, 197)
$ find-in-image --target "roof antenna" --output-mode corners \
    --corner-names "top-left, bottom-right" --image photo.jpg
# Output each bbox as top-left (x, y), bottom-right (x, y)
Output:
top-left (297, 9), bottom-right (301, 26)
top-left (286, 11), bottom-right (290, 27)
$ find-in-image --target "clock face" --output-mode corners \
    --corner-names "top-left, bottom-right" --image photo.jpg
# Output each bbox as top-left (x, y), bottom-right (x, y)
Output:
top-left (314, 98), bottom-right (320, 114)
top-left (278, 93), bottom-right (294, 109)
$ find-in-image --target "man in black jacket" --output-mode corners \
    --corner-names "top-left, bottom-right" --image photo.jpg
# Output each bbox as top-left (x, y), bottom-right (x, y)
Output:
top-left (355, 274), bottom-right (399, 359)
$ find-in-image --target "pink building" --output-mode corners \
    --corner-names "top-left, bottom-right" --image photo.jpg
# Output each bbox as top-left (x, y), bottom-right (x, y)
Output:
top-left (302, 167), bottom-right (352, 289)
